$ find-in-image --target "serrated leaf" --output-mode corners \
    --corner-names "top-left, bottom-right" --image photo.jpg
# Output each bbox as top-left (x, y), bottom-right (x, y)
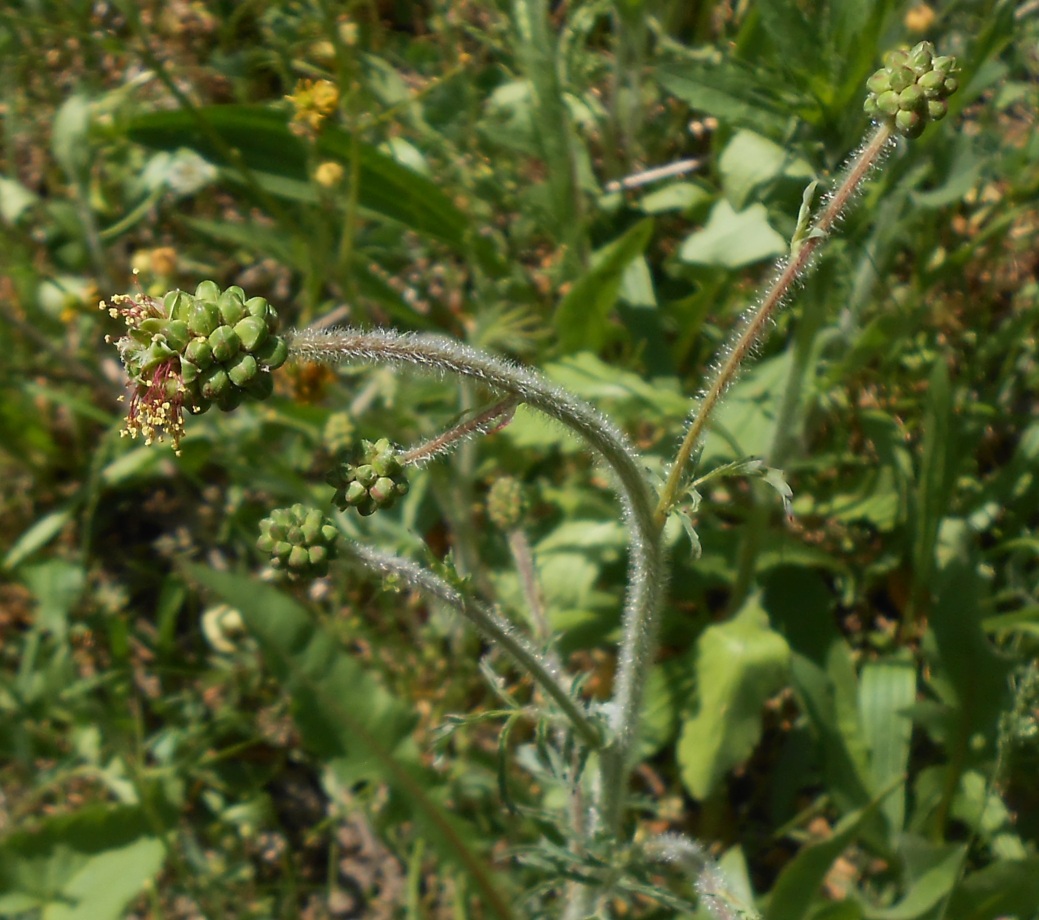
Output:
top-left (677, 594), bottom-right (791, 799)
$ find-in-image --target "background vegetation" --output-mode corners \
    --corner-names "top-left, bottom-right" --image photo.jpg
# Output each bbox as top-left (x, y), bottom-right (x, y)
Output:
top-left (1, 0), bottom-right (1037, 917)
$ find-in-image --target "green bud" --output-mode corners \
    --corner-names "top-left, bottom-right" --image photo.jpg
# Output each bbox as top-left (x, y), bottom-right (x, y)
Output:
top-left (889, 66), bottom-right (915, 93)
top-left (256, 336), bottom-right (289, 369)
top-left (233, 315), bottom-right (269, 351)
top-left (370, 476), bottom-right (406, 505)
top-left (227, 353), bottom-right (258, 387)
top-left (201, 365), bottom-right (230, 400)
top-left (926, 99), bottom-right (948, 121)
top-left (245, 296), bottom-right (272, 321)
top-left (883, 49), bottom-right (909, 70)
top-left (165, 290), bottom-right (193, 320)
top-left (216, 388), bottom-right (244, 412)
top-left (898, 85), bottom-right (924, 110)
top-left (245, 372), bottom-right (274, 400)
top-left (909, 41), bottom-right (933, 70)
top-left (208, 325), bottom-right (241, 363)
top-left (183, 337), bottom-right (214, 371)
top-left (487, 477), bottom-right (528, 530)
top-left (876, 90), bottom-right (901, 115)
top-left (932, 55), bottom-right (955, 76)
top-left (895, 109), bottom-right (923, 138)
top-left (918, 69), bottom-right (946, 97)
top-left (194, 280), bottom-right (221, 302)
top-left (866, 71), bottom-right (891, 95)
top-left (943, 76), bottom-right (958, 96)
top-left (188, 300), bottom-right (221, 337)
top-left (163, 320), bottom-right (191, 352)
top-left (354, 464), bottom-right (377, 488)
top-left (307, 545), bottom-right (329, 572)
top-left (218, 288), bottom-right (246, 325)
top-left (344, 480), bottom-right (368, 504)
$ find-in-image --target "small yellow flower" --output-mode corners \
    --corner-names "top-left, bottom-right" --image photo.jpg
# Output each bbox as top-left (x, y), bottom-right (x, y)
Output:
top-left (287, 78), bottom-right (340, 138)
top-left (314, 161), bottom-right (345, 188)
top-left (904, 4), bottom-right (936, 33)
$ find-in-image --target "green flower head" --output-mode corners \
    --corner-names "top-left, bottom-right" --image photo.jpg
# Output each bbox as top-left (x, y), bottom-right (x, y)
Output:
top-left (101, 282), bottom-right (289, 451)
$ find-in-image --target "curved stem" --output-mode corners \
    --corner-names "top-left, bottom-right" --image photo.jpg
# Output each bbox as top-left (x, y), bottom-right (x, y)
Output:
top-left (341, 541), bottom-right (602, 750)
top-left (290, 326), bottom-right (666, 834)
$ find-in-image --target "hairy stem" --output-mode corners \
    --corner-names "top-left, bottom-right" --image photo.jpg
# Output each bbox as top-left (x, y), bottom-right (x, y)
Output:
top-left (290, 327), bottom-right (666, 833)
top-left (341, 541), bottom-right (601, 749)
top-left (655, 123), bottom-right (895, 527)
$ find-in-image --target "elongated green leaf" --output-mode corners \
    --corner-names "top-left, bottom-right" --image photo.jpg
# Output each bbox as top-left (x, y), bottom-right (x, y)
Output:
top-left (863, 844), bottom-right (965, 920)
top-left (859, 654), bottom-right (915, 837)
top-left (763, 568), bottom-right (875, 817)
top-left (554, 218), bottom-right (654, 353)
top-left (677, 593), bottom-right (791, 799)
top-left (126, 106), bottom-right (502, 273)
top-left (190, 566), bottom-right (517, 920)
top-left (944, 855), bottom-right (1039, 920)
top-left (0, 805), bottom-right (167, 920)
top-left (764, 800), bottom-right (880, 920)
top-left (911, 361), bottom-right (957, 609)
top-left (183, 216), bottom-right (434, 328)
top-left (656, 61), bottom-right (790, 137)
top-left (2, 508), bottom-right (74, 570)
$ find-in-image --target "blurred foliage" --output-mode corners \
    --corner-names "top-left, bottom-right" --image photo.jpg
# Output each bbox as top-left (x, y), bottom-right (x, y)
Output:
top-left (1, 0), bottom-right (1038, 917)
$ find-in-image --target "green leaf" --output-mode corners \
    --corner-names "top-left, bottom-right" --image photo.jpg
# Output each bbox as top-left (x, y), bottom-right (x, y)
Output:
top-left (0, 805), bottom-right (167, 920)
top-left (677, 593), bottom-right (791, 799)
top-left (719, 130), bottom-right (814, 210)
top-left (927, 522), bottom-right (1014, 756)
top-left (764, 801), bottom-right (881, 920)
top-left (910, 361), bottom-right (957, 609)
top-left (189, 567), bottom-right (517, 920)
top-left (554, 218), bottom-right (655, 352)
top-left (763, 568), bottom-right (875, 817)
top-left (859, 654), bottom-right (915, 838)
top-left (183, 216), bottom-right (434, 328)
top-left (0, 176), bottom-right (39, 224)
top-left (3, 508), bottom-right (74, 570)
top-left (51, 94), bottom-right (92, 179)
top-left (944, 855), bottom-right (1039, 920)
top-left (863, 843), bottom-right (965, 920)
top-left (19, 560), bottom-right (85, 640)
top-left (125, 106), bottom-right (502, 274)
top-left (679, 200), bottom-right (786, 269)
top-left (656, 61), bottom-right (790, 137)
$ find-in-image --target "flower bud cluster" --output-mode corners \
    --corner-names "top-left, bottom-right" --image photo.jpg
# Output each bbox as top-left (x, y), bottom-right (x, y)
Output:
top-left (486, 477), bottom-right (528, 531)
top-left (102, 281), bottom-right (288, 450)
top-left (327, 438), bottom-right (410, 516)
top-left (257, 504), bottom-right (339, 579)
top-left (103, 282), bottom-right (288, 451)
top-left (863, 42), bottom-right (958, 139)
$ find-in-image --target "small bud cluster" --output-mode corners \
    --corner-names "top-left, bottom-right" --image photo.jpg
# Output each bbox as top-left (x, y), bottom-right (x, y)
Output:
top-left (486, 477), bottom-right (529, 531)
top-left (327, 438), bottom-right (410, 516)
top-left (863, 42), bottom-right (958, 139)
top-left (257, 504), bottom-right (339, 579)
top-left (102, 281), bottom-right (288, 450)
